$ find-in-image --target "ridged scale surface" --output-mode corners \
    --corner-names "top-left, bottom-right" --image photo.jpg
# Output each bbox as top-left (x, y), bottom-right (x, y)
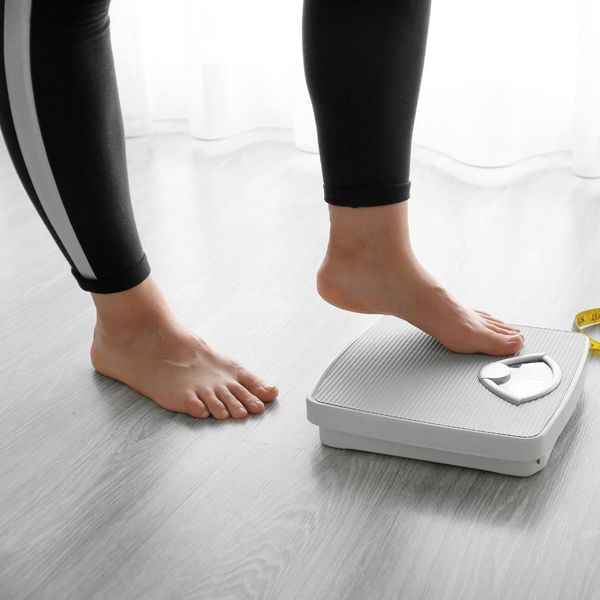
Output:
top-left (312, 316), bottom-right (588, 438)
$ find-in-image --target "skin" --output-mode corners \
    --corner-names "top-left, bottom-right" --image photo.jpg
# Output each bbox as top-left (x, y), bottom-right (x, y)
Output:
top-left (90, 200), bottom-right (523, 419)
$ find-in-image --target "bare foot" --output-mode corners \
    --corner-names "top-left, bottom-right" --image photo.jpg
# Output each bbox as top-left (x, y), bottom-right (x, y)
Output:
top-left (316, 202), bottom-right (524, 356)
top-left (90, 278), bottom-right (278, 419)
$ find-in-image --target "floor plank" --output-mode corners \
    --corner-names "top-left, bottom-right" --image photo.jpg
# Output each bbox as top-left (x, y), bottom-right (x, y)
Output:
top-left (0, 128), bottom-right (599, 599)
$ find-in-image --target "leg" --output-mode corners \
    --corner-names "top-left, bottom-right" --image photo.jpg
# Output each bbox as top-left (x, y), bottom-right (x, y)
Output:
top-left (302, 0), bottom-right (524, 355)
top-left (0, 0), bottom-right (278, 417)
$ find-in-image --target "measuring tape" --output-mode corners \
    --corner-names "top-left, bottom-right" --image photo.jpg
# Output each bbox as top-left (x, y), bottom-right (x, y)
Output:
top-left (573, 308), bottom-right (600, 351)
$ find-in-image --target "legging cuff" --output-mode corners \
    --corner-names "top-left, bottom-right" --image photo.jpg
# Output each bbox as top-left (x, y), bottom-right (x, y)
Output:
top-left (324, 182), bottom-right (411, 208)
top-left (71, 253), bottom-right (151, 294)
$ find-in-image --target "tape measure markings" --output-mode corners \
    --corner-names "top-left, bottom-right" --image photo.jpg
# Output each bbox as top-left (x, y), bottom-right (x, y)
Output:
top-left (573, 308), bottom-right (600, 351)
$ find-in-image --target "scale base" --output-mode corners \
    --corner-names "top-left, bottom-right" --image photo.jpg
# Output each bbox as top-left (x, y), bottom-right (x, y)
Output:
top-left (319, 427), bottom-right (550, 477)
top-left (307, 317), bottom-right (589, 478)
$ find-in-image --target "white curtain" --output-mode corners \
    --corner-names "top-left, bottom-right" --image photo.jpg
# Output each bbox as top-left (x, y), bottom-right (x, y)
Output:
top-left (109, 0), bottom-right (600, 176)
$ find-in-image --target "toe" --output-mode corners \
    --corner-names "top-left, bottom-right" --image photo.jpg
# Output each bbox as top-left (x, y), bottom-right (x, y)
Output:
top-left (182, 392), bottom-right (210, 419)
top-left (486, 318), bottom-right (520, 332)
top-left (197, 388), bottom-right (230, 420)
top-left (215, 385), bottom-right (248, 419)
top-left (484, 330), bottom-right (524, 356)
top-left (476, 310), bottom-right (520, 332)
top-left (235, 368), bottom-right (279, 402)
top-left (227, 381), bottom-right (265, 413)
top-left (484, 321), bottom-right (523, 336)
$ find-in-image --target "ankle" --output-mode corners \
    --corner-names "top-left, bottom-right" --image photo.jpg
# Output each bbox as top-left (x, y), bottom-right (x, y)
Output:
top-left (327, 202), bottom-right (414, 262)
top-left (92, 277), bottom-right (176, 335)
top-left (325, 229), bottom-right (417, 271)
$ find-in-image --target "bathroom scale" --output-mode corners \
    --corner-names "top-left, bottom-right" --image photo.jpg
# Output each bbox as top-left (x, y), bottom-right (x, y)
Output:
top-left (306, 316), bottom-right (590, 477)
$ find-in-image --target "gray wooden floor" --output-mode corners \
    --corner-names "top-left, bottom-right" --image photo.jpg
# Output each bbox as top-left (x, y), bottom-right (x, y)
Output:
top-left (1, 127), bottom-right (599, 600)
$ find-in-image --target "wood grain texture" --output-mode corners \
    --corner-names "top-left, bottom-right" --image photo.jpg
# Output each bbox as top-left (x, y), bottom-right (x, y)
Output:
top-left (0, 128), bottom-right (599, 600)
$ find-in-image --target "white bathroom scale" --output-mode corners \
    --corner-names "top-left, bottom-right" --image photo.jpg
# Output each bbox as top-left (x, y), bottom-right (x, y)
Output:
top-left (306, 317), bottom-right (590, 476)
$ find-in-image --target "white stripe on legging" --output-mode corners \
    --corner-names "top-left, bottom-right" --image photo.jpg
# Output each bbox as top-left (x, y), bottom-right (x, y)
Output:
top-left (4, 0), bottom-right (96, 280)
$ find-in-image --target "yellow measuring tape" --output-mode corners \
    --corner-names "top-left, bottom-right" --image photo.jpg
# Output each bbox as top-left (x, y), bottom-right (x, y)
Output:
top-left (573, 308), bottom-right (600, 351)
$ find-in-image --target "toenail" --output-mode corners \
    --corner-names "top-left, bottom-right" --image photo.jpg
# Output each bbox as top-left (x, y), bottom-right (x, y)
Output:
top-left (262, 384), bottom-right (275, 391)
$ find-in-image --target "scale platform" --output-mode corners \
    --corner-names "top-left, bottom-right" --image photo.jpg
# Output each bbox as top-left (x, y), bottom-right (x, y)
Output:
top-left (306, 317), bottom-right (589, 477)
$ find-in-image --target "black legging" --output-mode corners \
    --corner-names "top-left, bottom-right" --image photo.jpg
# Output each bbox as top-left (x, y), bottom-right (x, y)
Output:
top-left (303, 0), bottom-right (431, 208)
top-left (0, 0), bottom-right (431, 294)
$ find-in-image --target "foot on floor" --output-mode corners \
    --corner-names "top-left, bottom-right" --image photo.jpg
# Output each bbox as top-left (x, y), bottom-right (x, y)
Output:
top-left (91, 314), bottom-right (278, 420)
